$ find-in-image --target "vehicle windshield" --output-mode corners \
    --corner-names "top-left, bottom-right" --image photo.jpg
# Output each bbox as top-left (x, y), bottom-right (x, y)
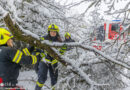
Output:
top-left (111, 23), bottom-right (120, 33)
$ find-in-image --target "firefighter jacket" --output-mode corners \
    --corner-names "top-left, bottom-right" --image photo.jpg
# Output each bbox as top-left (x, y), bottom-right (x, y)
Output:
top-left (26, 46), bottom-right (45, 73)
top-left (0, 46), bottom-right (40, 86)
top-left (35, 35), bottom-right (59, 89)
top-left (40, 35), bottom-right (59, 65)
top-left (59, 38), bottom-right (75, 54)
top-left (64, 38), bottom-right (75, 43)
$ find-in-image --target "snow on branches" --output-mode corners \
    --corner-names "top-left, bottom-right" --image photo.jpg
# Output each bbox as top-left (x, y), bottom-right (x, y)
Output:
top-left (4, 13), bottom-right (130, 90)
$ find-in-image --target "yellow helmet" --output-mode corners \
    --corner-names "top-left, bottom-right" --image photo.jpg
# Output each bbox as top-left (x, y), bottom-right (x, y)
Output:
top-left (48, 24), bottom-right (59, 33)
top-left (0, 28), bottom-right (13, 45)
top-left (65, 32), bottom-right (71, 37)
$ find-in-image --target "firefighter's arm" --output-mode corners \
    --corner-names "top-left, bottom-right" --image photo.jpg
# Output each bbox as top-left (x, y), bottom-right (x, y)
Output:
top-left (22, 36), bottom-right (45, 56)
top-left (23, 47), bottom-right (45, 73)
top-left (22, 47), bottom-right (31, 56)
top-left (59, 44), bottom-right (67, 55)
top-left (40, 37), bottom-right (45, 40)
top-left (8, 48), bottom-right (41, 65)
top-left (23, 46), bottom-right (45, 56)
top-left (22, 46), bottom-right (38, 56)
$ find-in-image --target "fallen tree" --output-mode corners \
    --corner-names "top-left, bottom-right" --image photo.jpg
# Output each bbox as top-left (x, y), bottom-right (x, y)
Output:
top-left (3, 13), bottom-right (130, 90)
top-left (3, 13), bottom-right (67, 66)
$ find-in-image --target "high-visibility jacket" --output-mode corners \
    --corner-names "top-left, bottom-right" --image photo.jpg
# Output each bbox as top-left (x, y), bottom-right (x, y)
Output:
top-left (25, 46), bottom-right (45, 73)
top-left (36, 35), bottom-right (60, 89)
top-left (64, 38), bottom-right (75, 43)
top-left (40, 35), bottom-right (59, 65)
top-left (59, 38), bottom-right (75, 54)
top-left (0, 46), bottom-right (40, 86)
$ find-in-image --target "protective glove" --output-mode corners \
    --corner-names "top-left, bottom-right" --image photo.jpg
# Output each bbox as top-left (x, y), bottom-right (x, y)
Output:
top-left (59, 44), bottom-right (67, 55)
top-left (40, 37), bottom-right (45, 41)
top-left (51, 59), bottom-right (58, 65)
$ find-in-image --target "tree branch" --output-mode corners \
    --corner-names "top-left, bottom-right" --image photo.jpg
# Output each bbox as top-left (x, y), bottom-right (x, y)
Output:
top-left (3, 13), bottom-right (67, 66)
top-left (3, 13), bottom-right (130, 89)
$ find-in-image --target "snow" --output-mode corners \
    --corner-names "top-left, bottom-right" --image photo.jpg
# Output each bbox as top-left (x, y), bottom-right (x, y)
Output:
top-left (17, 70), bottom-right (130, 90)
top-left (38, 6), bottom-right (51, 18)
top-left (7, 0), bottom-right (23, 22)
top-left (121, 68), bottom-right (130, 90)
top-left (0, 0), bottom-right (130, 90)
top-left (0, 5), bottom-right (8, 18)
top-left (124, 87), bottom-right (130, 90)
top-left (18, 70), bottom-right (37, 90)
top-left (41, 40), bottom-right (130, 70)
top-left (16, 22), bottom-right (40, 40)
top-left (18, 70), bottom-right (51, 90)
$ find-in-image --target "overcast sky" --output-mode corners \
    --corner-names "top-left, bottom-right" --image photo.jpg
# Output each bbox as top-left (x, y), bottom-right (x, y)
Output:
top-left (55, 0), bottom-right (130, 21)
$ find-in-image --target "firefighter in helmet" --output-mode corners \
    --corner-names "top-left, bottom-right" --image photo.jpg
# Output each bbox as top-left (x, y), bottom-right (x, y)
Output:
top-left (64, 32), bottom-right (75, 42)
top-left (35, 24), bottom-right (63, 90)
top-left (59, 32), bottom-right (75, 55)
top-left (0, 28), bottom-right (41, 88)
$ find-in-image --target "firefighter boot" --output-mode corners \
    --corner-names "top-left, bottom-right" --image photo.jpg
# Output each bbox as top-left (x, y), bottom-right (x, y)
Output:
top-left (52, 86), bottom-right (55, 90)
top-left (35, 85), bottom-right (42, 90)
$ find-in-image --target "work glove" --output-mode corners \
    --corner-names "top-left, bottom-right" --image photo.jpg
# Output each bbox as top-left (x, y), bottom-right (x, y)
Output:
top-left (59, 44), bottom-right (67, 55)
top-left (40, 37), bottom-right (45, 41)
top-left (51, 86), bottom-right (55, 90)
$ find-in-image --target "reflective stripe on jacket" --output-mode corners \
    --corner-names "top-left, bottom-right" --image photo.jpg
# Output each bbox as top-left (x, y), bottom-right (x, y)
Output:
top-left (0, 46), bottom-right (40, 84)
top-left (40, 35), bottom-right (59, 64)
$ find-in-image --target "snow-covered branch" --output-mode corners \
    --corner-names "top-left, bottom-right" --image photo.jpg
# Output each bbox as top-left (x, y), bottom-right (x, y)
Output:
top-left (4, 13), bottom-right (130, 70)
top-left (41, 40), bottom-right (130, 70)
top-left (4, 13), bottom-right (67, 66)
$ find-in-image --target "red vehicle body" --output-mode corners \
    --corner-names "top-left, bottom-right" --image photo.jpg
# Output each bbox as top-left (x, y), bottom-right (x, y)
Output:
top-left (104, 20), bottom-right (125, 41)
top-left (0, 77), bottom-right (25, 90)
top-left (92, 20), bottom-right (125, 50)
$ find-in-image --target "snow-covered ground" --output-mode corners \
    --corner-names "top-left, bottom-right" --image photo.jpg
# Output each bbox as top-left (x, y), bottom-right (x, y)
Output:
top-left (18, 70), bottom-right (51, 90)
top-left (18, 70), bottom-right (130, 90)
top-left (124, 87), bottom-right (130, 90)
top-left (121, 68), bottom-right (130, 90)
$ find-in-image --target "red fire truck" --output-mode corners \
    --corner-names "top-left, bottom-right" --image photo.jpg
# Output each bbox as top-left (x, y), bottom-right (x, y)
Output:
top-left (104, 20), bottom-right (125, 42)
top-left (92, 20), bottom-right (126, 50)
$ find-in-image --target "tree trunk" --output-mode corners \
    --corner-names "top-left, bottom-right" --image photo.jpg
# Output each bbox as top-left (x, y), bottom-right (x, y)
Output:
top-left (4, 13), bottom-right (67, 66)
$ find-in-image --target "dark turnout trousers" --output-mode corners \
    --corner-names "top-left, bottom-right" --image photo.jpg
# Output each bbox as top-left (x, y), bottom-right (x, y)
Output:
top-left (35, 61), bottom-right (58, 90)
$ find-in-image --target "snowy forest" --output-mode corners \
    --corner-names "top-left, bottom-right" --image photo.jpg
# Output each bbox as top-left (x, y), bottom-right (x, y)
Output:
top-left (0, 0), bottom-right (130, 90)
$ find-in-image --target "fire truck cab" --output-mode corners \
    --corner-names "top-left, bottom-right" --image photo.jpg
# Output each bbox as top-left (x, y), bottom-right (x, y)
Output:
top-left (92, 20), bottom-right (125, 50)
top-left (104, 20), bottom-right (124, 42)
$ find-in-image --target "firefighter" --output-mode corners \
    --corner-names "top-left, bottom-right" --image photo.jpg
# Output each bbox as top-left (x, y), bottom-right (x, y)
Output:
top-left (59, 32), bottom-right (75, 55)
top-left (0, 28), bottom-right (41, 88)
top-left (64, 32), bottom-right (75, 43)
top-left (35, 24), bottom-right (62, 90)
